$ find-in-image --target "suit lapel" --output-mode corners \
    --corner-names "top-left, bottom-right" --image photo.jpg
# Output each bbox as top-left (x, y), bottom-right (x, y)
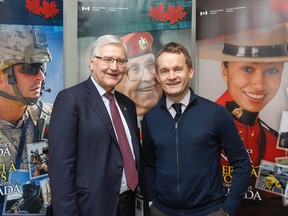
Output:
top-left (85, 78), bottom-right (139, 163)
top-left (85, 78), bottom-right (118, 144)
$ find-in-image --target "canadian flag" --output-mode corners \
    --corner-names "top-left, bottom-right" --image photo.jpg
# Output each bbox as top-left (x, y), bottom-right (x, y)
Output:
top-left (82, 6), bottom-right (90, 11)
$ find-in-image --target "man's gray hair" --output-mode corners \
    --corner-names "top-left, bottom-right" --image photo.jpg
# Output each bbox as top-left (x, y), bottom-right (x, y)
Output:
top-left (89, 34), bottom-right (128, 59)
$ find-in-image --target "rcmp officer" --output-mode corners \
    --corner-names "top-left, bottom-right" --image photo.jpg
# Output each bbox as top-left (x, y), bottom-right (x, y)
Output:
top-left (0, 25), bottom-right (52, 171)
top-left (116, 32), bottom-right (162, 117)
top-left (199, 24), bottom-right (288, 215)
top-left (211, 24), bottom-right (288, 164)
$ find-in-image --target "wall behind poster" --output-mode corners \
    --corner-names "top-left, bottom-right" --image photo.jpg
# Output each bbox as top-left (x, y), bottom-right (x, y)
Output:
top-left (0, 0), bottom-right (63, 215)
top-left (196, 0), bottom-right (288, 215)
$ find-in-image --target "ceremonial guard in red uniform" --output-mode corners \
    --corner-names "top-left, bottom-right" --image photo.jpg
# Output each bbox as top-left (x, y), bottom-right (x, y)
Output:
top-left (199, 24), bottom-right (288, 216)
top-left (217, 91), bottom-right (286, 165)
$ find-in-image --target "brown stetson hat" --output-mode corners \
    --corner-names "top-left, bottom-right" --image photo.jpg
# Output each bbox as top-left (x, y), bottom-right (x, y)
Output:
top-left (198, 23), bottom-right (288, 62)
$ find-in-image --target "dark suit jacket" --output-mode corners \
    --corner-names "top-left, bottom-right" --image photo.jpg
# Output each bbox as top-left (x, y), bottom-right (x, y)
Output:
top-left (48, 77), bottom-right (141, 216)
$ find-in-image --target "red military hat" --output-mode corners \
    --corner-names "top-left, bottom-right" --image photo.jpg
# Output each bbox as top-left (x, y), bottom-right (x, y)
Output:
top-left (121, 32), bottom-right (153, 59)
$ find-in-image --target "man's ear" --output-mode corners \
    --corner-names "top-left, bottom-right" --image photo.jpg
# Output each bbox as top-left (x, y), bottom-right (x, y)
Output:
top-left (88, 58), bottom-right (93, 71)
top-left (189, 68), bottom-right (194, 79)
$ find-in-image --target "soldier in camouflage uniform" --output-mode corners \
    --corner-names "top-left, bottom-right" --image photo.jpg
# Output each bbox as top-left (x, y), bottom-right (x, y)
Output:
top-left (0, 25), bottom-right (52, 171)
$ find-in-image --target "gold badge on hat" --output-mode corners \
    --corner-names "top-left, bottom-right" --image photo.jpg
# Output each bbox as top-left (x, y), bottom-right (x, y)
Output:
top-left (138, 37), bottom-right (149, 51)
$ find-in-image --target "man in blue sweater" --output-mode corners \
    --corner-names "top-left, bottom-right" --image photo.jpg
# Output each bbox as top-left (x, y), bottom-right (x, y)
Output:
top-left (141, 42), bottom-right (251, 216)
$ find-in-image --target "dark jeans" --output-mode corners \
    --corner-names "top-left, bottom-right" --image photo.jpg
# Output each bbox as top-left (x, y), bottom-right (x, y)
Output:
top-left (116, 191), bottom-right (135, 216)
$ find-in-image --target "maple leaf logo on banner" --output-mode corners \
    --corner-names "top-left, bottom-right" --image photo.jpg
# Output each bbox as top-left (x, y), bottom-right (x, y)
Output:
top-left (25, 0), bottom-right (60, 21)
top-left (149, 3), bottom-right (187, 25)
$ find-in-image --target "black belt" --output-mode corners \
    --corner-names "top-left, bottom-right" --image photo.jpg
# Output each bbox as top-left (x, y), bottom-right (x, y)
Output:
top-left (119, 190), bottom-right (133, 203)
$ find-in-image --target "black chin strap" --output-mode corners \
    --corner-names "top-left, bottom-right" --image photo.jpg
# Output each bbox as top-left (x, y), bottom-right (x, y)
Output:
top-left (1, 65), bottom-right (39, 105)
top-left (11, 83), bottom-right (39, 104)
top-left (0, 88), bottom-right (39, 105)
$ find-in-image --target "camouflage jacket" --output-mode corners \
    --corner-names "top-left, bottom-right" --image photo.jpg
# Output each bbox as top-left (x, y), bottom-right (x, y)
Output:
top-left (0, 101), bottom-right (52, 170)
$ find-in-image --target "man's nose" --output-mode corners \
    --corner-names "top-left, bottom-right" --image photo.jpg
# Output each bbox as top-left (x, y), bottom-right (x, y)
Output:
top-left (168, 71), bottom-right (177, 79)
top-left (109, 61), bottom-right (118, 70)
top-left (141, 66), bottom-right (155, 81)
top-left (35, 69), bottom-right (45, 80)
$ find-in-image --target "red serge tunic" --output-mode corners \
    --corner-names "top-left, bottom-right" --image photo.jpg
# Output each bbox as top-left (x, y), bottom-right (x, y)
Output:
top-left (216, 91), bottom-right (288, 215)
top-left (216, 90), bottom-right (286, 165)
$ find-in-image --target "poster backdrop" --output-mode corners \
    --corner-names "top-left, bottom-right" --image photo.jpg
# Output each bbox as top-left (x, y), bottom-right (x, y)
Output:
top-left (77, 0), bottom-right (192, 98)
top-left (76, 0), bottom-right (288, 215)
top-left (197, 0), bottom-right (288, 215)
top-left (78, 1), bottom-right (191, 214)
top-left (0, 0), bottom-right (63, 215)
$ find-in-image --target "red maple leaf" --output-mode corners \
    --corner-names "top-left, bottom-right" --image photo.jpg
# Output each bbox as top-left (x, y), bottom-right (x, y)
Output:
top-left (40, 0), bottom-right (60, 19)
top-left (148, 3), bottom-right (166, 22)
top-left (25, 0), bottom-right (42, 16)
top-left (165, 4), bottom-right (187, 25)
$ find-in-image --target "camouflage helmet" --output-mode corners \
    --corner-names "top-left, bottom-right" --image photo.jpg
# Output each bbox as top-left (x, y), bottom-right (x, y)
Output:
top-left (0, 24), bottom-right (52, 71)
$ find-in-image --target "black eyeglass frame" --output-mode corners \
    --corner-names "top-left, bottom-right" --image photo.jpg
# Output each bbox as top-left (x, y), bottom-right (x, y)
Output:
top-left (94, 56), bottom-right (128, 66)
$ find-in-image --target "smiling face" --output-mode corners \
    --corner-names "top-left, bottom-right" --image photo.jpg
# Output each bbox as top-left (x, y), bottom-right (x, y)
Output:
top-left (115, 53), bottom-right (162, 116)
top-left (156, 52), bottom-right (193, 102)
top-left (89, 43), bottom-right (127, 92)
top-left (222, 61), bottom-right (284, 112)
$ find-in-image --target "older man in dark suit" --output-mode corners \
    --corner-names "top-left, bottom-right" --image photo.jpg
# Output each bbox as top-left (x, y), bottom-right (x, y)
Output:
top-left (48, 34), bottom-right (144, 216)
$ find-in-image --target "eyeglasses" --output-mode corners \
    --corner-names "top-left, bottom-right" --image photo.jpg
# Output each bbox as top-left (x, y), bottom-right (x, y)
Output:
top-left (17, 63), bottom-right (46, 75)
top-left (95, 56), bottom-right (128, 67)
top-left (126, 60), bottom-right (156, 81)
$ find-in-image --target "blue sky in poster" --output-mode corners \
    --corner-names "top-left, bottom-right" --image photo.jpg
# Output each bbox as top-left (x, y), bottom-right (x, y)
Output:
top-left (39, 25), bottom-right (64, 103)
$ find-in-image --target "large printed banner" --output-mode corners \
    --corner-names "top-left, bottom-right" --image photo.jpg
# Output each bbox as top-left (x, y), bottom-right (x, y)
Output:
top-left (78, 0), bottom-right (288, 215)
top-left (77, 1), bottom-right (191, 215)
top-left (196, 0), bottom-right (288, 215)
top-left (78, 0), bottom-right (192, 121)
top-left (0, 0), bottom-right (63, 215)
